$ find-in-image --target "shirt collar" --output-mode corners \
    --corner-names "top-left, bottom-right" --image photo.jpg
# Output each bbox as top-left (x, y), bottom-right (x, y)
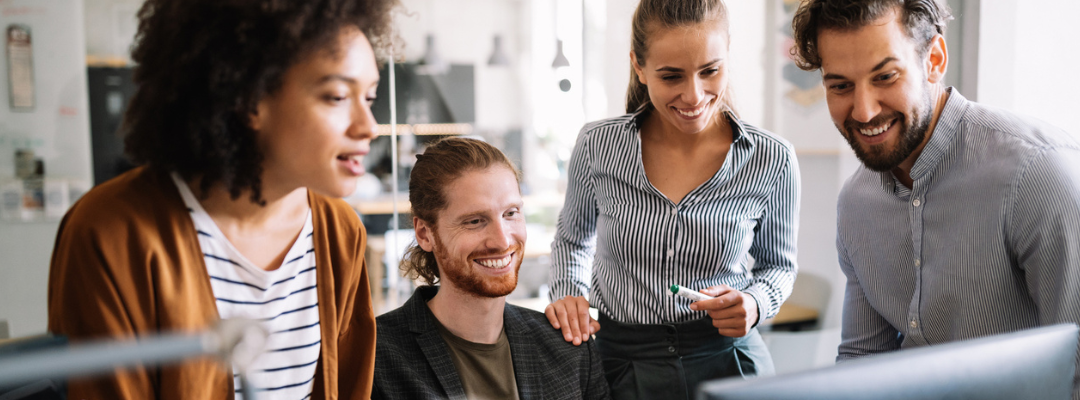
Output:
top-left (908, 87), bottom-right (969, 181)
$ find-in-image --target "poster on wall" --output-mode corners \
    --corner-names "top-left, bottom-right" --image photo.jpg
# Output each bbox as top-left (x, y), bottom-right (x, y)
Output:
top-left (6, 24), bottom-right (33, 110)
top-left (768, 0), bottom-right (844, 153)
top-left (779, 0), bottom-right (824, 110)
top-left (0, 0), bottom-right (92, 222)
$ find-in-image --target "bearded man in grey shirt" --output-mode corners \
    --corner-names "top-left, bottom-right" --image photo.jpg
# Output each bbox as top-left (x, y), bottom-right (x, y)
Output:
top-left (791, 0), bottom-right (1080, 397)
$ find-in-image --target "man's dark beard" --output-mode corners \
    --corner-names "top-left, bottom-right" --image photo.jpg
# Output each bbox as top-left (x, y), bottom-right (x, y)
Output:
top-left (841, 92), bottom-right (933, 172)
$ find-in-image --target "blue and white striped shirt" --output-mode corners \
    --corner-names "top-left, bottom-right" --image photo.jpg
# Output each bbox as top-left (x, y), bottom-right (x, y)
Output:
top-left (549, 110), bottom-right (801, 324)
top-left (836, 89), bottom-right (1080, 396)
top-left (172, 174), bottom-right (321, 400)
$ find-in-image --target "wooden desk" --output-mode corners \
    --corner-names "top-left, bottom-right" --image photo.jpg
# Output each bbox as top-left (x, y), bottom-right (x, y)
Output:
top-left (762, 303), bottom-right (819, 331)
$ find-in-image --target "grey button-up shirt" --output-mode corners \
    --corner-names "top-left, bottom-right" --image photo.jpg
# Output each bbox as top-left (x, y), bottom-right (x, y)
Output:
top-left (836, 88), bottom-right (1080, 396)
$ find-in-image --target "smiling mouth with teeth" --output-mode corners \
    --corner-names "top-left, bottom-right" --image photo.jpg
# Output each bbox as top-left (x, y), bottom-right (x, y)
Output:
top-left (858, 120), bottom-right (894, 137)
top-left (677, 106), bottom-right (706, 118)
top-left (476, 253), bottom-right (513, 269)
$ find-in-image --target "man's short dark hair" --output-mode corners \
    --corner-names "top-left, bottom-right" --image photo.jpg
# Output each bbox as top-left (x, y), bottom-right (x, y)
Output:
top-left (790, 0), bottom-right (952, 71)
top-left (123, 0), bottom-right (398, 204)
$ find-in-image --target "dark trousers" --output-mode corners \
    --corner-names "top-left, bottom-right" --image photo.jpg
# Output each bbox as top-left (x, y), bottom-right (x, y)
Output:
top-left (595, 314), bottom-right (774, 400)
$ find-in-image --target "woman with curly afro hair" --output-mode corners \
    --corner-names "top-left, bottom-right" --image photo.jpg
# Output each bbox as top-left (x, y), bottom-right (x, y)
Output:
top-left (46, 0), bottom-right (398, 398)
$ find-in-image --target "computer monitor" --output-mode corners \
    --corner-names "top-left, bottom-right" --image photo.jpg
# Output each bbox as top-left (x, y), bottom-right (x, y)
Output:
top-left (698, 323), bottom-right (1079, 400)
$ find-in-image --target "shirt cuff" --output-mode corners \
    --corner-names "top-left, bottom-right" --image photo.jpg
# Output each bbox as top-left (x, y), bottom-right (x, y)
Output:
top-left (741, 286), bottom-right (769, 329)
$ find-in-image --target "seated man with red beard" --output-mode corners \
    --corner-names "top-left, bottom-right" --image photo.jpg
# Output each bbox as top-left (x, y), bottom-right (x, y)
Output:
top-left (371, 138), bottom-right (610, 400)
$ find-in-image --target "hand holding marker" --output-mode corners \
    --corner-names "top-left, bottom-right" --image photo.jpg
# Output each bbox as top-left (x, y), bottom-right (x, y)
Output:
top-left (672, 284), bottom-right (759, 338)
top-left (669, 285), bottom-right (713, 302)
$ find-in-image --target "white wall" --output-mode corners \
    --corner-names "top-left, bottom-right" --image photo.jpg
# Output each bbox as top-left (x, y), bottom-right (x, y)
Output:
top-left (0, 0), bottom-right (93, 337)
top-left (0, 223), bottom-right (59, 338)
top-left (592, 0), bottom-right (633, 120)
top-left (83, 0), bottom-right (140, 62)
top-left (977, 0), bottom-right (1080, 131)
top-left (726, 0), bottom-right (766, 126)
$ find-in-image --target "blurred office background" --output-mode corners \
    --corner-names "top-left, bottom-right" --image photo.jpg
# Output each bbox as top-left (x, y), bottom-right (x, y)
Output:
top-left (1, 0), bottom-right (1077, 375)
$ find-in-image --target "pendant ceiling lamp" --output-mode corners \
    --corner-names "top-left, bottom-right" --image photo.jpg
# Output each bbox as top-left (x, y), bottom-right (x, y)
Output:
top-left (488, 35), bottom-right (510, 67)
top-left (551, 39), bottom-right (569, 68)
top-left (417, 33), bottom-right (449, 75)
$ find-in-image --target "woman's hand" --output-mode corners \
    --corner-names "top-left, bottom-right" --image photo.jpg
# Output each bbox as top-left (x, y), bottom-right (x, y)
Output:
top-left (544, 295), bottom-right (601, 346)
top-left (689, 285), bottom-right (758, 337)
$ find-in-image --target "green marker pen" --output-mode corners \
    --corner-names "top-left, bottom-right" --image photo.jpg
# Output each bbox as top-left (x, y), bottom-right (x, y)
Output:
top-left (669, 285), bottom-right (712, 302)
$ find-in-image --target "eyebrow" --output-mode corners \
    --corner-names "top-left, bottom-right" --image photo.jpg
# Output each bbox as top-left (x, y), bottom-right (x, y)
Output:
top-left (454, 202), bottom-right (524, 220)
top-left (455, 212), bottom-right (484, 222)
top-left (822, 56), bottom-right (898, 81)
top-left (311, 75), bottom-right (380, 94)
top-left (316, 74), bottom-right (360, 85)
top-left (655, 58), bottom-right (723, 73)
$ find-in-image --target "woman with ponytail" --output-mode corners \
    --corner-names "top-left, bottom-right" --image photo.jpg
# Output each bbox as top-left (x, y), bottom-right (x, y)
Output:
top-left (545, 0), bottom-right (801, 398)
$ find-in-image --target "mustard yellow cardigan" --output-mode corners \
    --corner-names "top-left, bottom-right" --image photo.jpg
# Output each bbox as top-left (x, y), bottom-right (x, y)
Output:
top-left (47, 166), bottom-right (375, 399)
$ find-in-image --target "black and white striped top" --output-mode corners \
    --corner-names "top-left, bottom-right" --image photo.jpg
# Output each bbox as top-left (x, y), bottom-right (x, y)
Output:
top-left (835, 89), bottom-right (1080, 379)
top-left (549, 110), bottom-right (801, 324)
top-left (172, 174), bottom-right (320, 400)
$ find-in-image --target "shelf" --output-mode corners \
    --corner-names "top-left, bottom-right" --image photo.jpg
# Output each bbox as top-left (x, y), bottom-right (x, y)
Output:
top-left (86, 55), bottom-right (130, 67)
top-left (353, 195), bottom-right (411, 215)
top-left (351, 193), bottom-right (564, 216)
top-left (375, 123), bottom-right (473, 136)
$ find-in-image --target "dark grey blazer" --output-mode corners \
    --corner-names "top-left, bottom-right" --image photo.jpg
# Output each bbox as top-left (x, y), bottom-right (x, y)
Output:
top-left (372, 286), bottom-right (610, 400)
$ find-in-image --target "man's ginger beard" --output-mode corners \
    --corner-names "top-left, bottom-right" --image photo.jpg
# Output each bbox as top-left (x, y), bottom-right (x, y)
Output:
top-left (432, 231), bottom-right (522, 298)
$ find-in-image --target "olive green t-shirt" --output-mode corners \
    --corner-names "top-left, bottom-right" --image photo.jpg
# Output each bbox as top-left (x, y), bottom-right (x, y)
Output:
top-left (433, 317), bottom-right (521, 400)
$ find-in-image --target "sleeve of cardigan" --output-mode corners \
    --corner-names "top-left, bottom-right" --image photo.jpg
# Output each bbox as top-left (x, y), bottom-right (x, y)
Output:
top-left (47, 206), bottom-right (156, 399)
top-left (337, 219), bottom-right (378, 399)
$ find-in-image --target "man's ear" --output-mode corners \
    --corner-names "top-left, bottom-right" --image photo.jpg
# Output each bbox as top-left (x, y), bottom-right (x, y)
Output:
top-left (925, 34), bottom-right (948, 84)
top-left (414, 216), bottom-right (435, 252)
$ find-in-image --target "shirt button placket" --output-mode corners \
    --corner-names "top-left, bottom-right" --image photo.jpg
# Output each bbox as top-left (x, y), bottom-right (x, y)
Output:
top-left (668, 207), bottom-right (677, 261)
top-left (906, 189), bottom-right (926, 344)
